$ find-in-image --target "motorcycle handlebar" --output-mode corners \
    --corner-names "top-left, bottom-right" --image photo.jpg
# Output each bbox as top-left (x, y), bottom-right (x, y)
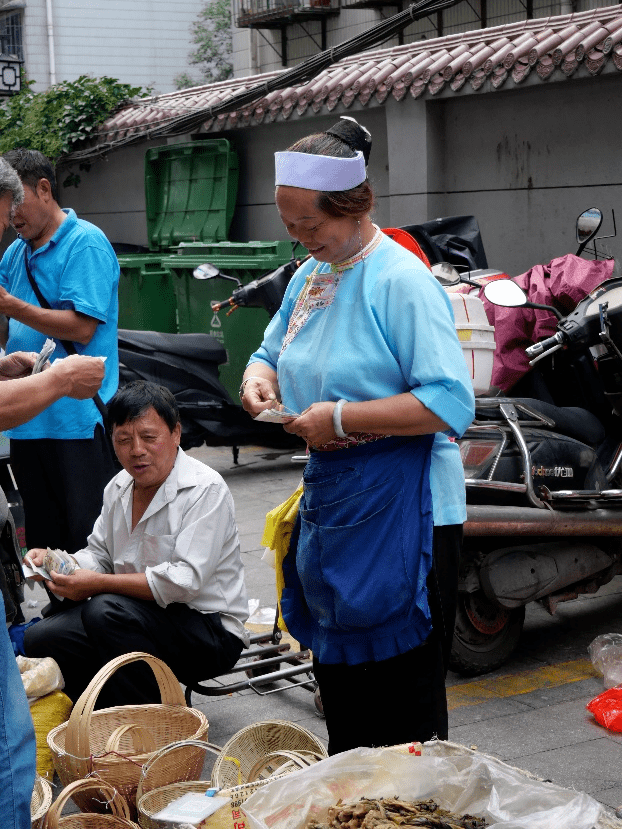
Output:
top-left (211, 297), bottom-right (234, 312)
top-left (525, 331), bottom-right (565, 358)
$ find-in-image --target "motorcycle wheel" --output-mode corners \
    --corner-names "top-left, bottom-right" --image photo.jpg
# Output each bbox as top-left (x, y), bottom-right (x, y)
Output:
top-left (449, 591), bottom-right (525, 676)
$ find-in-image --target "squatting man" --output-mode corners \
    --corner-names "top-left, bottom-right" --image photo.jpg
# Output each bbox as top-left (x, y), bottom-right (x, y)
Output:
top-left (24, 380), bottom-right (250, 705)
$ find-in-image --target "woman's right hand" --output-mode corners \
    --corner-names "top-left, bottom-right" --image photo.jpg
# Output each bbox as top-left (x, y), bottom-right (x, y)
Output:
top-left (240, 376), bottom-right (278, 416)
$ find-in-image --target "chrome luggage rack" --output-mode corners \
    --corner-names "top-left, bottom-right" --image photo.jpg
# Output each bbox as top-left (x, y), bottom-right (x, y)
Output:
top-left (464, 399), bottom-right (622, 510)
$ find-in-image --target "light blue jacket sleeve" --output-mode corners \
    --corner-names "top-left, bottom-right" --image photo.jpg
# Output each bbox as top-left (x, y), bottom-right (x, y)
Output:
top-left (374, 263), bottom-right (475, 438)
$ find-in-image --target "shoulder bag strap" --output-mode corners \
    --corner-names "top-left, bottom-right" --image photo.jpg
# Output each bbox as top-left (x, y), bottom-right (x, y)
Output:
top-left (23, 249), bottom-right (109, 423)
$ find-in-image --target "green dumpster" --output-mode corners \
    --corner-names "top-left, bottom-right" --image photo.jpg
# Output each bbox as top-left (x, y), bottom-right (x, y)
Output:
top-left (117, 139), bottom-right (239, 332)
top-left (116, 255), bottom-right (177, 332)
top-left (165, 241), bottom-right (295, 402)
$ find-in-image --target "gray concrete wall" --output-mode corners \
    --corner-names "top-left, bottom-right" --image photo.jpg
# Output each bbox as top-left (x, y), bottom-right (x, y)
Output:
top-left (425, 73), bottom-right (622, 275)
top-left (58, 139), bottom-right (165, 248)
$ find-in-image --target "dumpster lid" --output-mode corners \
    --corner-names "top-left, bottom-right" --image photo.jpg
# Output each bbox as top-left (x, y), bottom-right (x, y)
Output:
top-left (145, 139), bottom-right (239, 251)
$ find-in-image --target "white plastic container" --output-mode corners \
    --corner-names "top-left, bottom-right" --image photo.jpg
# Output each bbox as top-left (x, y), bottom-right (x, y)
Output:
top-left (449, 293), bottom-right (496, 395)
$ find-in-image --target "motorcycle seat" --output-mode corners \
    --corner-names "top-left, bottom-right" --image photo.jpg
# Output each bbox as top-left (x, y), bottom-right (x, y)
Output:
top-left (474, 397), bottom-right (606, 446)
top-left (118, 329), bottom-right (227, 364)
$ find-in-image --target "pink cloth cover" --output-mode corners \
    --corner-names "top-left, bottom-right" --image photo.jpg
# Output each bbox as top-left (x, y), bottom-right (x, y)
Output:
top-left (480, 254), bottom-right (614, 391)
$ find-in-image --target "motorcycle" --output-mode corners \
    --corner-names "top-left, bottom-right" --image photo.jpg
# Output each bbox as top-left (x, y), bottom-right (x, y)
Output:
top-left (443, 208), bottom-right (622, 675)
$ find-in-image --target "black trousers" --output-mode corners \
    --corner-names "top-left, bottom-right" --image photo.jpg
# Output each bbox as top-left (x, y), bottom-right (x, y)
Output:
top-left (10, 424), bottom-right (119, 554)
top-left (313, 524), bottom-right (462, 755)
top-left (23, 594), bottom-right (244, 707)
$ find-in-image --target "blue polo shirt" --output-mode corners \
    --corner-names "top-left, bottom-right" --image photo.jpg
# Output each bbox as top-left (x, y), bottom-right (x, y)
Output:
top-left (0, 209), bottom-right (119, 439)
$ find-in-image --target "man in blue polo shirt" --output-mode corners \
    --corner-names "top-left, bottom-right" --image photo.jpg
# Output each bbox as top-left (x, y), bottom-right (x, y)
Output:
top-left (0, 149), bottom-right (119, 611)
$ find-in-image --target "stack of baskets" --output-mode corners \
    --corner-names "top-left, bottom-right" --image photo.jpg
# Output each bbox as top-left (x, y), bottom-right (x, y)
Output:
top-left (46, 653), bottom-right (209, 819)
top-left (41, 779), bottom-right (139, 829)
top-left (137, 721), bottom-right (328, 828)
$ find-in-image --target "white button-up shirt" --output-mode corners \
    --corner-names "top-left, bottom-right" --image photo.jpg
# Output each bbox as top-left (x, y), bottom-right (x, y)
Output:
top-left (73, 448), bottom-right (250, 645)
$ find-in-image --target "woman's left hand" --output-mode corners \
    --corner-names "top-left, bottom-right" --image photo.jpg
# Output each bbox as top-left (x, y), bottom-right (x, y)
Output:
top-left (283, 402), bottom-right (337, 447)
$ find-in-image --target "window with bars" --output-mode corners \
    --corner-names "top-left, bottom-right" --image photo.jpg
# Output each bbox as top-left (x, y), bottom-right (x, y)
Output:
top-left (0, 11), bottom-right (23, 61)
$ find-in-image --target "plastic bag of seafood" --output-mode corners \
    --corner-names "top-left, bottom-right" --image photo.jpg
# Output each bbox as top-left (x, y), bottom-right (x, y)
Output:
top-left (241, 741), bottom-right (622, 829)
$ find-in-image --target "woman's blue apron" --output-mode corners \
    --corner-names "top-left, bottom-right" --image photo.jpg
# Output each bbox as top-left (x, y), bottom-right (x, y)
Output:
top-left (281, 434), bottom-right (434, 665)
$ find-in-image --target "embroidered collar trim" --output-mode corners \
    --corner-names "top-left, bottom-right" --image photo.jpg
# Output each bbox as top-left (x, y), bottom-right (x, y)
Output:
top-left (330, 225), bottom-right (383, 273)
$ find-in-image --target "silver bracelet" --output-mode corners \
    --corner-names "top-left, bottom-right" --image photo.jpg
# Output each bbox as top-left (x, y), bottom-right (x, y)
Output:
top-left (332, 399), bottom-right (348, 438)
top-left (239, 376), bottom-right (267, 399)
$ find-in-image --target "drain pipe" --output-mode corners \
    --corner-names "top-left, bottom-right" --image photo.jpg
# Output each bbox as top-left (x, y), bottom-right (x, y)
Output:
top-left (45, 0), bottom-right (56, 85)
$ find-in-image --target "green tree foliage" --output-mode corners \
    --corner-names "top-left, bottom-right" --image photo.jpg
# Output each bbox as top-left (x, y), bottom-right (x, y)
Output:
top-left (0, 74), bottom-right (146, 162)
top-left (175, 0), bottom-right (233, 89)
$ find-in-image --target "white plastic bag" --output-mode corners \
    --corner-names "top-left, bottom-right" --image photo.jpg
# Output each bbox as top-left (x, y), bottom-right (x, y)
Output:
top-left (17, 655), bottom-right (64, 702)
top-left (588, 633), bottom-right (622, 688)
top-left (242, 743), bottom-right (609, 829)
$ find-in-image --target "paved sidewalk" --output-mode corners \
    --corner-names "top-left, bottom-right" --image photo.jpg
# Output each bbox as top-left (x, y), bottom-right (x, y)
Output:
top-left (22, 442), bottom-right (622, 814)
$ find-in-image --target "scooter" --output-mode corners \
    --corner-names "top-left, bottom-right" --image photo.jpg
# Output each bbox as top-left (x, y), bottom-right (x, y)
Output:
top-left (446, 209), bottom-right (622, 675)
top-left (118, 254), bottom-right (307, 463)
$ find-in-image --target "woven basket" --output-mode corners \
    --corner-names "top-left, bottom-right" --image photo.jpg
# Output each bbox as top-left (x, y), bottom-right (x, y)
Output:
top-left (210, 720), bottom-right (327, 789)
top-left (136, 741), bottom-right (293, 829)
top-left (47, 652), bottom-right (208, 817)
top-left (42, 778), bottom-right (139, 828)
top-left (31, 774), bottom-right (53, 828)
top-left (136, 740), bottom-right (221, 829)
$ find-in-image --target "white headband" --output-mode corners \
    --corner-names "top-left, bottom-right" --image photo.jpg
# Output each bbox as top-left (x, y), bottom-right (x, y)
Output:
top-left (275, 150), bottom-right (366, 192)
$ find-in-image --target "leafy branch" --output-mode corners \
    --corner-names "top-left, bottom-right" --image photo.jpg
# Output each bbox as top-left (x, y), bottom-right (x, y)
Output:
top-left (0, 74), bottom-right (148, 186)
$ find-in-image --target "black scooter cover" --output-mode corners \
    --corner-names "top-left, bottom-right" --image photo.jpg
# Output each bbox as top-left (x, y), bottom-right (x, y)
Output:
top-left (401, 215), bottom-right (489, 271)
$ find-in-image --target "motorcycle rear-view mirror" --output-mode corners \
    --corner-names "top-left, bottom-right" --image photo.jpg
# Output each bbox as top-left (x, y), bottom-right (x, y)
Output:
top-left (193, 262), bottom-right (242, 288)
top-left (576, 208), bottom-right (603, 245)
top-left (193, 263), bottom-right (220, 280)
top-left (431, 262), bottom-right (460, 287)
top-left (484, 279), bottom-right (563, 320)
top-left (484, 279), bottom-right (528, 307)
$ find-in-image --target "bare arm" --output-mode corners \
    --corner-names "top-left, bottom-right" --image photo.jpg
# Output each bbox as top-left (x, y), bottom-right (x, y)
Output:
top-left (283, 393), bottom-right (449, 447)
top-left (0, 354), bottom-right (104, 430)
top-left (0, 287), bottom-right (98, 344)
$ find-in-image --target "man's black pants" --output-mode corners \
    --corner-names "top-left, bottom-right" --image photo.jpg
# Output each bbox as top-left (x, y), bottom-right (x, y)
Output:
top-left (23, 595), bottom-right (244, 707)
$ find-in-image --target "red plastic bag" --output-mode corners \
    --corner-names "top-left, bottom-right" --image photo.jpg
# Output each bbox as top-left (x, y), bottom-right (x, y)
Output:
top-left (586, 687), bottom-right (622, 731)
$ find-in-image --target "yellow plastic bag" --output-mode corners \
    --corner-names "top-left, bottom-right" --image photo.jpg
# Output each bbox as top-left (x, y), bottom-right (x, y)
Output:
top-left (261, 484), bottom-right (303, 632)
top-left (30, 690), bottom-right (73, 781)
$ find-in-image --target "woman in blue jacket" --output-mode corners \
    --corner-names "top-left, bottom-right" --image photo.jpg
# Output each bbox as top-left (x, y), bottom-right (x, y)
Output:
top-left (241, 118), bottom-right (475, 754)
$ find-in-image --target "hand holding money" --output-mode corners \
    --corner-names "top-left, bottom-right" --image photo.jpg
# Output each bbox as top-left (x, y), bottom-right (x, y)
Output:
top-left (23, 547), bottom-right (78, 582)
top-left (48, 354), bottom-right (105, 400)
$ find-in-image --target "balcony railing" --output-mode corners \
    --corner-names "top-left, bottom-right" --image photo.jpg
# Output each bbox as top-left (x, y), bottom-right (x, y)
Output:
top-left (235, 0), bottom-right (339, 29)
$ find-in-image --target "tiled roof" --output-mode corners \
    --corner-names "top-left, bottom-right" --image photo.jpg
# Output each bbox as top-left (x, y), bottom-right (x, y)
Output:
top-left (99, 4), bottom-right (622, 144)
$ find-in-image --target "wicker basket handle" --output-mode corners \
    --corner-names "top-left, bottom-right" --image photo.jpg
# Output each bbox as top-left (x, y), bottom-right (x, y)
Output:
top-left (42, 777), bottom-right (131, 828)
top-left (104, 724), bottom-right (157, 756)
top-left (136, 739), bottom-right (223, 801)
top-left (247, 750), bottom-right (314, 783)
top-left (64, 652), bottom-right (186, 782)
